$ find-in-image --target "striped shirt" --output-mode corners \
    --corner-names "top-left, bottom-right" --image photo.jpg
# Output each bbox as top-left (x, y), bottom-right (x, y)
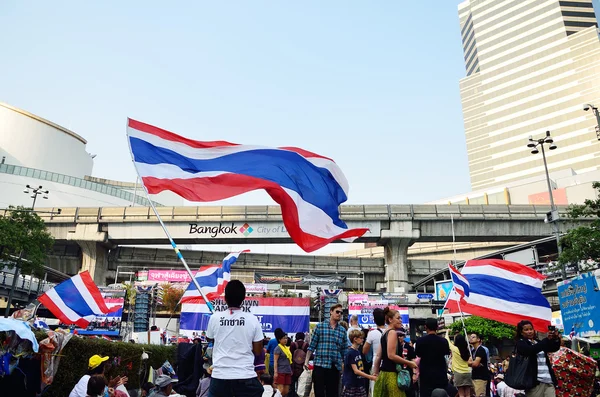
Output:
top-left (308, 321), bottom-right (348, 371)
top-left (536, 349), bottom-right (552, 384)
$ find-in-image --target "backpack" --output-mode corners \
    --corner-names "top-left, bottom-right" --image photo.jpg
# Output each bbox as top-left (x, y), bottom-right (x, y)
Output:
top-left (292, 341), bottom-right (308, 377)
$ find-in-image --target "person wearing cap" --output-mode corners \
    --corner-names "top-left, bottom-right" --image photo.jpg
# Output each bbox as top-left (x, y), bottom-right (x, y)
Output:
top-left (206, 280), bottom-right (264, 396)
top-left (150, 374), bottom-right (179, 397)
top-left (69, 355), bottom-right (110, 397)
top-left (70, 355), bottom-right (128, 397)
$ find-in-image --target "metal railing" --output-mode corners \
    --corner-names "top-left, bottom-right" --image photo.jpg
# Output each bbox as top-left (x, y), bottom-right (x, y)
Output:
top-left (0, 163), bottom-right (160, 207)
top-left (0, 267), bottom-right (54, 297)
top-left (26, 204), bottom-right (572, 223)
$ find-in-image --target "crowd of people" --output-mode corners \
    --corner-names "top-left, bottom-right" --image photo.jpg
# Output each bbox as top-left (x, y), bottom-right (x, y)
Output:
top-left (68, 279), bottom-right (590, 397)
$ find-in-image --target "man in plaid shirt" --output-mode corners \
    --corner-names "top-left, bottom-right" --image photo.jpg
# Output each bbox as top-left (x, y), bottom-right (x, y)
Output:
top-left (304, 303), bottom-right (347, 397)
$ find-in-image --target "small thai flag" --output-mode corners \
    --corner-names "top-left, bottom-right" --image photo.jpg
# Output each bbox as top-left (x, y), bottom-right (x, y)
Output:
top-left (180, 251), bottom-right (249, 303)
top-left (448, 263), bottom-right (470, 298)
top-left (569, 325), bottom-right (576, 340)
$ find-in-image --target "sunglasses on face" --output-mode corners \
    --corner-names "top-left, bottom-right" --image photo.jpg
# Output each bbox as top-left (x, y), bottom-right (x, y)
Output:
top-left (334, 310), bottom-right (343, 314)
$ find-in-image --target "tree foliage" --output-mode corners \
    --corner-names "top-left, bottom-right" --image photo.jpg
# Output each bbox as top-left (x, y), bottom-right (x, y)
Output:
top-left (449, 316), bottom-right (516, 342)
top-left (558, 182), bottom-right (600, 272)
top-left (0, 206), bottom-right (54, 276)
top-left (159, 283), bottom-right (185, 315)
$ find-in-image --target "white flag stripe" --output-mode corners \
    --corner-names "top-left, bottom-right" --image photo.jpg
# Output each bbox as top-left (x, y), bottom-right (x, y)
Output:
top-left (71, 274), bottom-right (104, 315)
top-left (46, 289), bottom-right (85, 323)
top-left (461, 265), bottom-right (544, 288)
top-left (465, 292), bottom-right (552, 321)
top-left (283, 187), bottom-right (356, 239)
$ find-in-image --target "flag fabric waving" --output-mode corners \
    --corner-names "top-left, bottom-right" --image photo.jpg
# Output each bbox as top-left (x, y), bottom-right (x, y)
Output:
top-left (448, 263), bottom-right (470, 298)
top-left (126, 119), bottom-right (368, 252)
top-left (181, 251), bottom-right (248, 303)
top-left (444, 259), bottom-right (551, 331)
top-left (38, 271), bottom-right (116, 328)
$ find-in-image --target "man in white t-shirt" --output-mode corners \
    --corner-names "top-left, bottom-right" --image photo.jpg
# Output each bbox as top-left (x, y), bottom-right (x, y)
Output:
top-left (206, 280), bottom-right (264, 397)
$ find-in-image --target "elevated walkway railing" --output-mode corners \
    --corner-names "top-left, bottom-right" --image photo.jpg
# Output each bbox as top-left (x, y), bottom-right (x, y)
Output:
top-left (25, 204), bottom-right (571, 223)
top-left (0, 267), bottom-right (55, 297)
top-left (0, 163), bottom-right (160, 207)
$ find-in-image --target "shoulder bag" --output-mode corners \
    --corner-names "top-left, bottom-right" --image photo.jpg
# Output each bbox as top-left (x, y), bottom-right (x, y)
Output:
top-left (504, 343), bottom-right (534, 390)
top-left (394, 334), bottom-right (411, 391)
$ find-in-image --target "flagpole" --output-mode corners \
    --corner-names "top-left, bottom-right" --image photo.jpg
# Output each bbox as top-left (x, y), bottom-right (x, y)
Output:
top-left (126, 120), bottom-right (214, 313)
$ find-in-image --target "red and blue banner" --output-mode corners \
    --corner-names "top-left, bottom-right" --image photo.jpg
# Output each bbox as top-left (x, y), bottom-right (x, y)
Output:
top-left (180, 297), bottom-right (310, 337)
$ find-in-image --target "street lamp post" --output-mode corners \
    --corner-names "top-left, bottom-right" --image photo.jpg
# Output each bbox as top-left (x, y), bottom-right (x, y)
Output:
top-left (527, 131), bottom-right (566, 278)
top-left (583, 104), bottom-right (600, 140)
top-left (23, 185), bottom-right (49, 209)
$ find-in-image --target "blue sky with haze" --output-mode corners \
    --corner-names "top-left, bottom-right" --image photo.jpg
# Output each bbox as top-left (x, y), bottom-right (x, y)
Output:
top-left (5, 1), bottom-right (598, 206)
top-left (1, 1), bottom-right (473, 206)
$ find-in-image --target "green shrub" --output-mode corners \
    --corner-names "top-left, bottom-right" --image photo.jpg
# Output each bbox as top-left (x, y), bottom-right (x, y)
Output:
top-left (36, 333), bottom-right (176, 397)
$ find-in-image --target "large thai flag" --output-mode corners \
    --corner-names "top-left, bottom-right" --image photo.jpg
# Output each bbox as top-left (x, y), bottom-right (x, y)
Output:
top-left (38, 271), bottom-right (118, 328)
top-left (126, 119), bottom-right (368, 252)
top-left (448, 263), bottom-right (470, 298)
top-left (444, 259), bottom-right (551, 331)
top-left (180, 251), bottom-right (248, 303)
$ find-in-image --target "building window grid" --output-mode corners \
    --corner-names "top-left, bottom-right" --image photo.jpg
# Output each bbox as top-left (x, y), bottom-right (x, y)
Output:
top-left (0, 163), bottom-right (159, 207)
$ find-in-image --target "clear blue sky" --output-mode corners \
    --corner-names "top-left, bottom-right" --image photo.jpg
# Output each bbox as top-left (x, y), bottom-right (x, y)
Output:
top-left (1, 1), bottom-right (472, 205)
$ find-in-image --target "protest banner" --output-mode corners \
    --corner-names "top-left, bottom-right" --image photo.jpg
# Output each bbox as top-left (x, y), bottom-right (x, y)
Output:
top-left (180, 297), bottom-right (310, 337)
top-left (557, 272), bottom-right (600, 338)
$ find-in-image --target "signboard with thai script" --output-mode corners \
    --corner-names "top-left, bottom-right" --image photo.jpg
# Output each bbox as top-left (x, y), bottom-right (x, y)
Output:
top-left (557, 272), bottom-right (600, 338)
top-left (148, 269), bottom-right (193, 283)
top-left (348, 293), bottom-right (409, 328)
top-left (244, 283), bottom-right (268, 294)
top-left (180, 297), bottom-right (310, 337)
top-left (254, 272), bottom-right (346, 285)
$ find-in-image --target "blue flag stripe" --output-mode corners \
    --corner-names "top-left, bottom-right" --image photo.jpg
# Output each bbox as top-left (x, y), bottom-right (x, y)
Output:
top-left (129, 137), bottom-right (348, 228)
top-left (451, 273), bottom-right (470, 296)
top-left (56, 278), bottom-right (95, 316)
top-left (467, 274), bottom-right (550, 307)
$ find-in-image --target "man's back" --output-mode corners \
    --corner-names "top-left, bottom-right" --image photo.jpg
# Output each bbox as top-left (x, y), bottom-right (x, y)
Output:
top-left (416, 334), bottom-right (450, 390)
top-left (206, 309), bottom-right (264, 380)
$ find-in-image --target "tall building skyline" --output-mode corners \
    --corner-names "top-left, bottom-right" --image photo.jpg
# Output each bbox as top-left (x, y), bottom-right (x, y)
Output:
top-left (458, 0), bottom-right (600, 190)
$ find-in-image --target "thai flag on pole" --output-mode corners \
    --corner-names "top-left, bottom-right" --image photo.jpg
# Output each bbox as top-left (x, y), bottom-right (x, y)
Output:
top-left (569, 325), bottom-right (576, 340)
top-left (38, 271), bottom-right (116, 328)
top-left (444, 259), bottom-right (551, 331)
top-left (126, 119), bottom-right (368, 252)
top-left (448, 263), bottom-right (470, 298)
top-left (180, 251), bottom-right (248, 303)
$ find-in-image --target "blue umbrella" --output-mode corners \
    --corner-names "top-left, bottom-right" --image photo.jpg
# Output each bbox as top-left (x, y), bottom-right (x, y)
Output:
top-left (0, 318), bottom-right (39, 352)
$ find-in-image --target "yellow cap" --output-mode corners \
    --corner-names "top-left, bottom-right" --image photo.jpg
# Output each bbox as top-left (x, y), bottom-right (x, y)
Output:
top-left (88, 355), bottom-right (109, 369)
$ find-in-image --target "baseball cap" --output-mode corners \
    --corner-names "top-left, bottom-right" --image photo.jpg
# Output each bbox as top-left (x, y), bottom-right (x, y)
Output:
top-left (88, 355), bottom-right (109, 370)
top-left (155, 375), bottom-right (178, 388)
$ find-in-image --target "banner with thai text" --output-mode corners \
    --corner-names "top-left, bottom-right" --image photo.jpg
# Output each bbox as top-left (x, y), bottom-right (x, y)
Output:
top-left (557, 272), bottom-right (600, 338)
top-left (180, 297), bottom-right (310, 337)
top-left (254, 272), bottom-right (346, 285)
